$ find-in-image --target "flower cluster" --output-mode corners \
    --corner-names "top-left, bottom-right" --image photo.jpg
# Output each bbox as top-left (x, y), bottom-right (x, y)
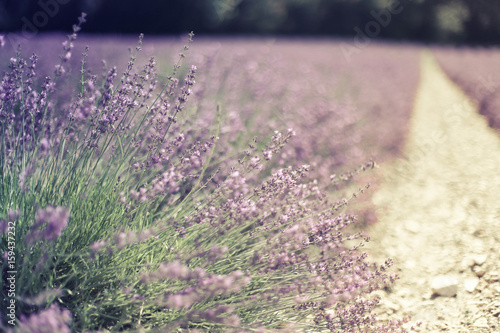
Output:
top-left (139, 158), bottom-right (400, 330)
top-left (9, 303), bottom-right (72, 333)
top-left (25, 206), bottom-right (70, 245)
top-left (141, 261), bottom-right (250, 309)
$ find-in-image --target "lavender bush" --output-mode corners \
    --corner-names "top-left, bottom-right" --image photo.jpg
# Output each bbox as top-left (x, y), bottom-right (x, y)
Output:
top-left (0, 15), bottom-right (411, 332)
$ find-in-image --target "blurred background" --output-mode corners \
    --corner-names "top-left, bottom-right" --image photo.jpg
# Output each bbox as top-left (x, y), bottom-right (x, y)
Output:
top-left (1, 0), bottom-right (499, 45)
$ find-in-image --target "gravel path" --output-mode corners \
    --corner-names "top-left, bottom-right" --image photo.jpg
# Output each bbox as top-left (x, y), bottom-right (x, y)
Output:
top-left (365, 51), bottom-right (500, 332)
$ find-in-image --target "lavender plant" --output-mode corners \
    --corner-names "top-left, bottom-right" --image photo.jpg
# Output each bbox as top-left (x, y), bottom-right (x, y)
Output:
top-left (1, 15), bottom-right (409, 332)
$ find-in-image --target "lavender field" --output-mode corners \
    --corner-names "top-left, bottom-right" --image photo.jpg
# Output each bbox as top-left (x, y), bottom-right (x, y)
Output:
top-left (1, 22), bottom-right (500, 332)
top-left (434, 46), bottom-right (500, 130)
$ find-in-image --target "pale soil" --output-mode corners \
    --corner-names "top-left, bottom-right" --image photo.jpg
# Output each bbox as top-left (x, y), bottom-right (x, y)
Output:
top-left (364, 52), bottom-right (500, 332)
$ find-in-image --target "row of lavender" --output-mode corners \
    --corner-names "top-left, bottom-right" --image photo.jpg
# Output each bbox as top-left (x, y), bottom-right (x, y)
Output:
top-left (434, 46), bottom-right (500, 129)
top-left (0, 19), bottom-right (420, 332)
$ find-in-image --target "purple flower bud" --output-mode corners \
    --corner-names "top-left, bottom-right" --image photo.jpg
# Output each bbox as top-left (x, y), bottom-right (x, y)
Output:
top-left (17, 303), bottom-right (72, 333)
top-left (40, 138), bottom-right (50, 151)
top-left (26, 206), bottom-right (70, 245)
top-left (78, 13), bottom-right (87, 24)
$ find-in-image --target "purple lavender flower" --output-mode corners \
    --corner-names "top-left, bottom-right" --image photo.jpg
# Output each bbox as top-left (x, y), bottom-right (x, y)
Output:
top-left (11, 303), bottom-right (72, 333)
top-left (21, 289), bottom-right (63, 307)
top-left (26, 206), bottom-right (70, 245)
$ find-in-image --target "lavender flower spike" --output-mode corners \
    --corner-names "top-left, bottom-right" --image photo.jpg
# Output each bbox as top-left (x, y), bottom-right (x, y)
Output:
top-left (26, 206), bottom-right (70, 245)
top-left (9, 303), bottom-right (72, 333)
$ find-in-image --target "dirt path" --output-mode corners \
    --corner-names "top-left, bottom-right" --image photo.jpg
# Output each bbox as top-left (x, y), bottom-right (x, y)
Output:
top-left (365, 52), bottom-right (500, 332)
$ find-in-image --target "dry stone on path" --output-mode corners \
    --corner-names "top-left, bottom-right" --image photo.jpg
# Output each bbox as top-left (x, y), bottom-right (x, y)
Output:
top-left (365, 51), bottom-right (500, 332)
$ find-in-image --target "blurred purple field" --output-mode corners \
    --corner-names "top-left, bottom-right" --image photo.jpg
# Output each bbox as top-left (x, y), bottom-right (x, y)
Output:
top-left (434, 46), bottom-right (500, 130)
top-left (2, 34), bottom-right (420, 175)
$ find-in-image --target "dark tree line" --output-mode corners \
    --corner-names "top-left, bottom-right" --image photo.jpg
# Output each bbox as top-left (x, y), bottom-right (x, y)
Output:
top-left (1, 0), bottom-right (500, 44)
